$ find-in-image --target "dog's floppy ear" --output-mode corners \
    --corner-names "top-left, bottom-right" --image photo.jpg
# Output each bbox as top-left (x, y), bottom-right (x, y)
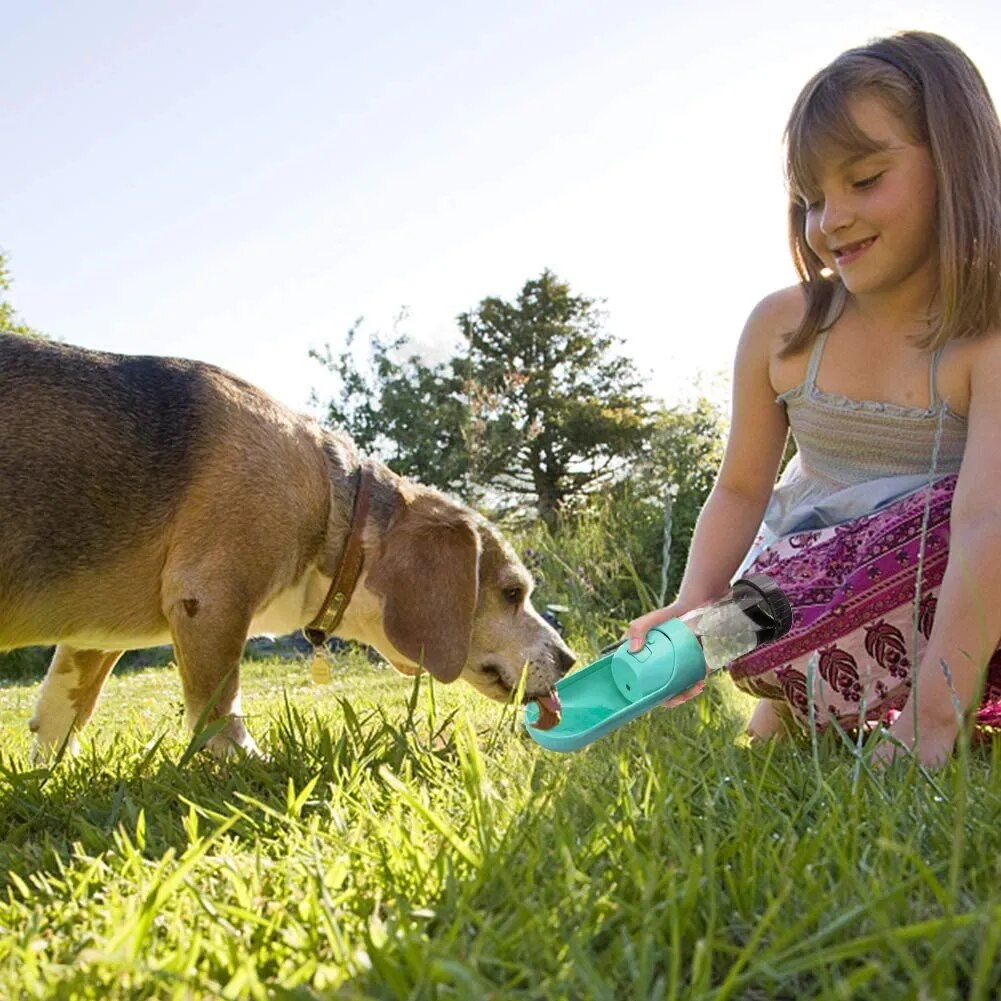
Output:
top-left (365, 498), bottom-right (480, 683)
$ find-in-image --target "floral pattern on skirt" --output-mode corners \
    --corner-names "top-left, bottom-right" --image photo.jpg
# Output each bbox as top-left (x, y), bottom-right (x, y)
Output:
top-left (729, 474), bottom-right (1001, 730)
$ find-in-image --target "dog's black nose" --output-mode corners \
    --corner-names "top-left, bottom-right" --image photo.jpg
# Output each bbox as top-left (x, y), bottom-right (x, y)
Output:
top-left (554, 646), bottom-right (576, 676)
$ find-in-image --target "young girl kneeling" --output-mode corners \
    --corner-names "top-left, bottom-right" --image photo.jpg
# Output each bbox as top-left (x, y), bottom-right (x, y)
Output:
top-left (630, 31), bottom-right (1001, 767)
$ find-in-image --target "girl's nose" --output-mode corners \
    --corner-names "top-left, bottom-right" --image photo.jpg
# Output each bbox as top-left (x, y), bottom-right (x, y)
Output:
top-left (820, 196), bottom-right (853, 234)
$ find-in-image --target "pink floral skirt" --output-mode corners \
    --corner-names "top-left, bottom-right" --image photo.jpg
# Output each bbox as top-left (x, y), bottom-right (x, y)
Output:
top-left (729, 474), bottom-right (1001, 730)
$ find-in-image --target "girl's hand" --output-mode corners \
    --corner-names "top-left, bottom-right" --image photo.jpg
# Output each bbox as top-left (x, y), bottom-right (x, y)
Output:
top-left (660, 678), bottom-right (706, 708)
top-left (627, 601), bottom-right (689, 652)
top-left (627, 601), bottom-right (705, 708)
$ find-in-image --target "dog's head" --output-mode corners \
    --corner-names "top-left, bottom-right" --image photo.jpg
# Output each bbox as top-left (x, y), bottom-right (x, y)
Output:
top-left (354, 489), bottom-right (575, 707)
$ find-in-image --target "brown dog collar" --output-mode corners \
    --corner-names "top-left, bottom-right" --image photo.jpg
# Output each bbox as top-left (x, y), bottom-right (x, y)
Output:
top-left (304, 464), bottom-right (374, 649)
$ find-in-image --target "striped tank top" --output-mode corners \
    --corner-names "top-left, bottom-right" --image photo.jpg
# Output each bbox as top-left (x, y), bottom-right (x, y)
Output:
top-left (777, 330), bottom-right (968, 488)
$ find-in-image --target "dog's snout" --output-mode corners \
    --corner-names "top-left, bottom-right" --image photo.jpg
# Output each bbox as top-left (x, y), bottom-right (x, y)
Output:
top-left (554, 646), bottom-right (575, 676)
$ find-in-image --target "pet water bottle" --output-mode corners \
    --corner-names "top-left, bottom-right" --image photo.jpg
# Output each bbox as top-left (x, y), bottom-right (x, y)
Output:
top-left (680, 573), bottom-right (792, 672)
top-left (524, 573), bottom-right (792, 752)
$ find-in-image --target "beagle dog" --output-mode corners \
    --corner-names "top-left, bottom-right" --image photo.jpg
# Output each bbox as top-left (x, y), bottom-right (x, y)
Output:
top-left (0, 333), bottom-right (572, 759)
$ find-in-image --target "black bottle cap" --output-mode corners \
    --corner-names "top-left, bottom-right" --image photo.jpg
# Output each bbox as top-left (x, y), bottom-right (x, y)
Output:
top-left (731, 573), bottom-right (793, 643)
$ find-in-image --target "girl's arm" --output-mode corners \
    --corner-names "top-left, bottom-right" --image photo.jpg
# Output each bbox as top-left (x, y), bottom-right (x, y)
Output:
top-left (629, 289), bottom-right (794, 645)
top-left (879, 333), bottom-right (1001, 767)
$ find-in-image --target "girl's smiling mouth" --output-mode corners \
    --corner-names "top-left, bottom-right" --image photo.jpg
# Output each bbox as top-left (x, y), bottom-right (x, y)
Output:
top-left (832, 236), bottom-right (877, 264)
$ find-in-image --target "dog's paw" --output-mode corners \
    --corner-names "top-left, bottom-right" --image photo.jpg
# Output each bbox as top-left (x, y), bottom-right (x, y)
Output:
top-left (29, 731), bottom-right (81, 766)
top-left (204, 724), bottom-right (267, 762)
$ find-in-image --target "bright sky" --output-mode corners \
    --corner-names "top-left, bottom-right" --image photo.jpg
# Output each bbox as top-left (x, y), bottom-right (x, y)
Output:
top-left (3, 1), bottom-right (1000, 417)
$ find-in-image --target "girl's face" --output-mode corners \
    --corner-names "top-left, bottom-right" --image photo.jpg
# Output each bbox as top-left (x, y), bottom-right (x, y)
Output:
top-left (801, 96), bottom-right (938, 304)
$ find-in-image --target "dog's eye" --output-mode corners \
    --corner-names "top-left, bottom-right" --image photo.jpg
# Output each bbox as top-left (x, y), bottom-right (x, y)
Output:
top-left (502, 586), bottom-right (524, 605)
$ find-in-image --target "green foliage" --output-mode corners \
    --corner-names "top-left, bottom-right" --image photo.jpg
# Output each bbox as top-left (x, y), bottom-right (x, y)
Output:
top-left (313, 271), bottom-right (652, 529)
top-left (0, 647), bottom-right (53, 683)
top-left (638, 396), bottom-right (728, 601)
top-left (0, 250), bottom-right (42, 338)
top-left (311, 316), bottom-right (473, 494)
top-left (509, 396), bottom-right (726, 651)
top-left (458, 270), bottom-right (651, 529)
top-left (3, 653), bottom-right (1001, 999)
top-left (515, 487), bottom-right (666, 656)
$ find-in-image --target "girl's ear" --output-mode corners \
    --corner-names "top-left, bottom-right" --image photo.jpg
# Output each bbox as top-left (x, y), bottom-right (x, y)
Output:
top-left (364, 498), bottom-right (481, 683)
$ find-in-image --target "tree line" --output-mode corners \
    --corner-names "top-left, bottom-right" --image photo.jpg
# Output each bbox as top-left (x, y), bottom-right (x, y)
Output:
top-left (0, 252), bottom-right (41, 338)
top-left (312, 269), bottom-right (725, 543)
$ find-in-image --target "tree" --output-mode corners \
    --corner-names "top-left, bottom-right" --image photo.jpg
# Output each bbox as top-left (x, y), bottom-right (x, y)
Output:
top-left (458, 270), bottom-right (650, 529)
top-left (311, 319), bottom-right (473, 494)
top-left (0, 251), bottom-right (41, 337)
top-left (505, 396), bottom-right (727, 637)
top-left (314, 271), bottom-right (653, 530)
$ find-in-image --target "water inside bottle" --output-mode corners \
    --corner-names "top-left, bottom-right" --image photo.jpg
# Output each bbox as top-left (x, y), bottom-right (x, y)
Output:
top-left (680, 596), bottom-right (767, 672)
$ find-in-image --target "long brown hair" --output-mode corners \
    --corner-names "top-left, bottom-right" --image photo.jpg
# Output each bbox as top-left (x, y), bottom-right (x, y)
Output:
top-left (782, 31), bottom-right (1001, 356)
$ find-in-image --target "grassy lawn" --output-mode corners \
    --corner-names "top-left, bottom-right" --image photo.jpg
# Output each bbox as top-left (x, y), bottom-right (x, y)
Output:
top-left (2, 651), bottom-right (1001, 1000)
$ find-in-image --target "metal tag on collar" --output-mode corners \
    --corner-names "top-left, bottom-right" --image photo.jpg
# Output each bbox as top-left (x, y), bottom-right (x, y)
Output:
top-left (310, 646), bottom-right (332, 685)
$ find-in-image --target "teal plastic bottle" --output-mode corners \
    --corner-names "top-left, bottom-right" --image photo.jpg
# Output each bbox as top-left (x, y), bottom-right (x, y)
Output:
top-left (524, 574), bottom-right (792, 752)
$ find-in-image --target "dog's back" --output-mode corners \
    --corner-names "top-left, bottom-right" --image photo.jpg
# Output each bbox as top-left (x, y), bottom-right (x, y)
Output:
top-left (0, 334), bottom-right (211, 591)
top-left (0, 333), bottom-right (331, 653)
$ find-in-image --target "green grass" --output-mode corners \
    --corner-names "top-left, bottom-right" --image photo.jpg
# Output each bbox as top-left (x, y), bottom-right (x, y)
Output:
top-left (2, 652), bottom-right (1001, 1000)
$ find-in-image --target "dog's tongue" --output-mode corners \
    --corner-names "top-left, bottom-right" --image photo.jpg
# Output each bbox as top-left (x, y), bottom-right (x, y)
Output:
top-left (532, 689), bottom-right (562, 730)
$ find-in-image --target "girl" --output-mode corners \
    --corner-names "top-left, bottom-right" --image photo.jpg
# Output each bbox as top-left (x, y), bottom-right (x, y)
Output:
top-left (629, 31), bottom-right (1001, 767)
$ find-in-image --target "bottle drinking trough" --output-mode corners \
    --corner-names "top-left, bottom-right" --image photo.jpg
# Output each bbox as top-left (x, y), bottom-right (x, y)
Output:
top-left (524, 573), bottom-right (792, 752)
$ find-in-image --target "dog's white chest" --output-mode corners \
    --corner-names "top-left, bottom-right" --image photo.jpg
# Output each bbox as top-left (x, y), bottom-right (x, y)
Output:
top-left (249, 572), bottom-right (329, 637)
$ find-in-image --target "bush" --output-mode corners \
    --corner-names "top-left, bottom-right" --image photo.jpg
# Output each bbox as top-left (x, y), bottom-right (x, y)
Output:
top-left (512, 483), bottom-right (672, 658)
top-left (509, 398), bottom-right (725, 658)
top-left (0, 647), bottom-right (53, 683)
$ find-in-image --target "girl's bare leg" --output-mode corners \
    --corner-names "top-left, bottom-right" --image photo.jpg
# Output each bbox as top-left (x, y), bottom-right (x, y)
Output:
top-left (747, 698), bottom-right (793, 741)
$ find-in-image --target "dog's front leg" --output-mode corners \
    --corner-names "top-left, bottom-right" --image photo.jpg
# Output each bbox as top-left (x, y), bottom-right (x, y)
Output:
top-left (166, 592), bottom-right (261, 759)
top-left (29, 647), bottom-right (124, 763)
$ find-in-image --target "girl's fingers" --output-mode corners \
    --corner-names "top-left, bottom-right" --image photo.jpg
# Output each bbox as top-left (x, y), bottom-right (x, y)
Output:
top-left (628, 607), bottom-right (676, 651)
top-left (661, 680), bottom-right (705, 708)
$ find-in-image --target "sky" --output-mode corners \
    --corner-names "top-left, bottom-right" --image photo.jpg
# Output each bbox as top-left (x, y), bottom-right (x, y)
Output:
top-left (3, 0), bottom-right (1001, 419)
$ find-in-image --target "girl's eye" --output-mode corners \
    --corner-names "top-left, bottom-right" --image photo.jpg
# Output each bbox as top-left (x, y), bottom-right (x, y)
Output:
top-left (853, 172), bottom-right (884, 190)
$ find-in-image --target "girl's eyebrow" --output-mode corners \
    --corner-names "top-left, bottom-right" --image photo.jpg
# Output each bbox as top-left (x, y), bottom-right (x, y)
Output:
top-left (837, 152), bottom-right (870, 170)
top-left (836, 145), bottom-right (905, 171)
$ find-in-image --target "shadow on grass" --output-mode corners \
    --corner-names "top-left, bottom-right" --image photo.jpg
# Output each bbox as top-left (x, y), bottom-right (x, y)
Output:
top-left (0, 681), bottom-right (460, 889)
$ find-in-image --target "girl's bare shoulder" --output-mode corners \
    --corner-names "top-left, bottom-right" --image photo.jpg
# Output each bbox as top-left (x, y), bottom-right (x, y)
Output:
top-left (941, 326), bottom-right (1001, 417)
top-left (744, 285), bottom-right (808, 338)
top-left (739, 285), bottom-right (811, 393)
top-left (966, 325), bottom-right (1001, 388)
top-left (968, 325), bottom-right (1001, 359)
